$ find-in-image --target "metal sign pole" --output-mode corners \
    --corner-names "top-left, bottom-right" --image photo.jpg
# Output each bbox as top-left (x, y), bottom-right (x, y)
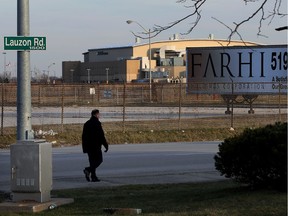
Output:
top-left (17, 0), bottom-right (33, 140)
top-left (8, 0), bottom-right (59, 205)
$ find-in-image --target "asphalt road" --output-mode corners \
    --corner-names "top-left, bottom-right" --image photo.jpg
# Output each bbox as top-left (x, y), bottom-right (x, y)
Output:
top-left (0, 141), bottom-right (225, 192)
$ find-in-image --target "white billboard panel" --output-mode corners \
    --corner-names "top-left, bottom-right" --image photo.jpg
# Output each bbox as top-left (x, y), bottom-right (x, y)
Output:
top-left (186, 45), bottom-right (287, 94)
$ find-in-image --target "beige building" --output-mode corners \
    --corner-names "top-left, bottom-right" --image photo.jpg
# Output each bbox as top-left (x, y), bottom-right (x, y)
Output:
top-left (62, 38), bottom-right (259, 83)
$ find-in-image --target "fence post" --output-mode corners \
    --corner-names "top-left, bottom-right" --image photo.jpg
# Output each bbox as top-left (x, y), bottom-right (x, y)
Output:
top-left (278, 80), bottom-right (281, 122)
top-left (116, 86), bottom-right (119, 105)
top-left (161, 84), bottom-right (164, 104)
top-left (38, 84), bottom-right (41, 107)
top-left (1, 82), bottom-right (4, 136)
top-left (97, 83), bottom-right (100, 103)
top-left (122, 82), bottom-right (126, 133)
top-left (61, 84), bottom-right (64, 133)
top-left (230, 79), bottom-right (234, 130)
top-left (178, 81), bottom-right (182, 131)
top-left (74, 85), bottom-right (77, 103)
top-left (141, 86), bottom-right (144, 103)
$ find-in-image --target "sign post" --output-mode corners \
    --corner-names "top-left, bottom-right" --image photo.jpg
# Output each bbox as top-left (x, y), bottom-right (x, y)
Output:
top-left (16, 0), bottom-right (33, 140)
top-left (8, 0), bottom-right (52, 204)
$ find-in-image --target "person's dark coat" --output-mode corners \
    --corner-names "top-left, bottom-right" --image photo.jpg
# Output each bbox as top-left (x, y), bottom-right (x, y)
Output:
top-left (82, 115), bottom-right (108, 153)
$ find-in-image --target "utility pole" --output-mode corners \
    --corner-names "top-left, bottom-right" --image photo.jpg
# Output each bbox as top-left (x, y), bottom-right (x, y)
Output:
top-left (106, 68), bottom-right (109, 84)
top-left (87, 68), bottom-right (91, 83)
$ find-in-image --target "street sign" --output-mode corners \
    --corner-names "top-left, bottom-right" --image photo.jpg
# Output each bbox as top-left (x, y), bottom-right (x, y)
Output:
top-left (4, 36), bottom-right (46, 50)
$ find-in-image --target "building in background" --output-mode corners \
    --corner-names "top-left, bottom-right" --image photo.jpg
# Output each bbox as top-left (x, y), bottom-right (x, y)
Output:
top-left (62, 37), bottom-right (259, 83)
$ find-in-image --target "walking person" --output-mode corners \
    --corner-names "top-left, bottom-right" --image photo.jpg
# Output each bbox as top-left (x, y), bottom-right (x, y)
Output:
top-left (82, 109), bottom-right (109, 182)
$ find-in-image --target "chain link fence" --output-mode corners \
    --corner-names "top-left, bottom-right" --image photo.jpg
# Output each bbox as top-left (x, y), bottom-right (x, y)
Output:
top-left (0, 82), bottom-right (286, 134)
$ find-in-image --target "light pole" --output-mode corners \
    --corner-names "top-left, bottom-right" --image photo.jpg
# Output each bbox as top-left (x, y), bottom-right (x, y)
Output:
top-left (70, 69), bottom-right (74, 83)
top-left (126, 20), bottom-right (152, 101)
top-left (47, 62), bottom-right (55, 84)
top-left (105, 68), bottom-right (109, 84)
top-left (87, 68), bottom-right (91, 83)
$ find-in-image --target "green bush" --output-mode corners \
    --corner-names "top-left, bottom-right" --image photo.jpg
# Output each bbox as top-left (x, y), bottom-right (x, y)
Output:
top-left (214, 122), bottom-right (287, 191)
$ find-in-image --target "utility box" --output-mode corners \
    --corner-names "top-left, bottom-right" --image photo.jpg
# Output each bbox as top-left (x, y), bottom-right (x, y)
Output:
top-left (10, 140), bottom-right (52, 203)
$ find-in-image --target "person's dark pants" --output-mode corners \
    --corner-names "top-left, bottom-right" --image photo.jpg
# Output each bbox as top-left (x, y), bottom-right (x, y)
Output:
top-left (85, 150), bottom-right (103, 178)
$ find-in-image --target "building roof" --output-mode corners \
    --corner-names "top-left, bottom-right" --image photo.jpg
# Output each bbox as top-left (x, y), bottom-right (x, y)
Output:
top-left (86, 38), bottom-right (261, 52)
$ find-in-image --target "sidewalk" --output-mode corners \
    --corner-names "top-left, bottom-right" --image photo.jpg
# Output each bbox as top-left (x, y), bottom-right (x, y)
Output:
top-left (52, 170), bottom-right (225, 190)
top-left (0, 142), bottom-right (225, 192)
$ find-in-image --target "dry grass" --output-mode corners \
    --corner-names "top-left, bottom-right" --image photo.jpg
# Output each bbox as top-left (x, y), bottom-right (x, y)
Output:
top-left (0, 114), bottom-right (286, 149)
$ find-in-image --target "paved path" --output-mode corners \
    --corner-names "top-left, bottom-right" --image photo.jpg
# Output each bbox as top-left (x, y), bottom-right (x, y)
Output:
top-left (0, 142), bottom-right (225, 192)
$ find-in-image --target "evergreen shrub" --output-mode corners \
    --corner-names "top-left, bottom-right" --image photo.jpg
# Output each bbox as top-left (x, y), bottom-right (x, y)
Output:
top-left (214, 122), bottom-right (287, 191)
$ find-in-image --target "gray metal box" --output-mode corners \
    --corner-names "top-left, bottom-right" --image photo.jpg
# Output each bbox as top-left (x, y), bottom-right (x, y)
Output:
top-left (10, 140), bottom-right (52, 202)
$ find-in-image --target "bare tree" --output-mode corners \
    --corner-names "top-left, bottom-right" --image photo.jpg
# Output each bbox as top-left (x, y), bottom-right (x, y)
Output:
top-left (135, 0), bottom-right (287, 41)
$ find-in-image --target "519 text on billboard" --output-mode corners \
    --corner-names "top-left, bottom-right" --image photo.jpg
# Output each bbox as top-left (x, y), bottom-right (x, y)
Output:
top-left (271, 52), bottom-right (287, 71)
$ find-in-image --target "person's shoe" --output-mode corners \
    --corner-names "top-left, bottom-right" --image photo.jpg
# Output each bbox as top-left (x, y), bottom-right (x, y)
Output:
top-left (83, 169), bottom-right (90, 182)
top-left (91, 177), bottom-right (100, 182)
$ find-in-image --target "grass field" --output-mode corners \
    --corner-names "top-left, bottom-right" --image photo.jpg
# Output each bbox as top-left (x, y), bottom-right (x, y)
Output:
top-left (0, 181), bottom-right (286, 216)
top-left (0, 114), bottom-right (286, 215)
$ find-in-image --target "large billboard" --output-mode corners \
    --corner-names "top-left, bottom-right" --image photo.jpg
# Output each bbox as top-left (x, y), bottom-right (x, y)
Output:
top-left (186, 45), bottom-right (287, 94)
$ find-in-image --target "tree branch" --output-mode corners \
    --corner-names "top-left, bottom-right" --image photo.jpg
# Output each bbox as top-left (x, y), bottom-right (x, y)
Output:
top-left (131, 0), bottom-right (287, 42)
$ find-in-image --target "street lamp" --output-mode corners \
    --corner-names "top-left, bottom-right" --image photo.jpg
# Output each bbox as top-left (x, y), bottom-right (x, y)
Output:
top-left (87, 68), bottom-right (91, 83)
top-left (126, 20), bottom-right (152, 101)
top-left (70, 69), bottom-right (74, 83)
top-left (105, 68), bottom-right (109, 84)
top-left (47, 62), bottom-right (55, 84)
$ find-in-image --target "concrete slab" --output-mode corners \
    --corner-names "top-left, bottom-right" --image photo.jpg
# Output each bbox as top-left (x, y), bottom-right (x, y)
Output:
top-left (103, 208), bottom-right (142, 215)
top-left (0, 198), bottom-right (74, 213)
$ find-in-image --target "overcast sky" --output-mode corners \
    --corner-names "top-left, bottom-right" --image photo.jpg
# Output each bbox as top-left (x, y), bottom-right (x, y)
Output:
top-left (1, 0), bottom-right (287, 77)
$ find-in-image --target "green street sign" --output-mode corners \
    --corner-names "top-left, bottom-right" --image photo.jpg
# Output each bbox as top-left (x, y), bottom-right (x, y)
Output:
top-left (4, 36), bottom-right (46, 50)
